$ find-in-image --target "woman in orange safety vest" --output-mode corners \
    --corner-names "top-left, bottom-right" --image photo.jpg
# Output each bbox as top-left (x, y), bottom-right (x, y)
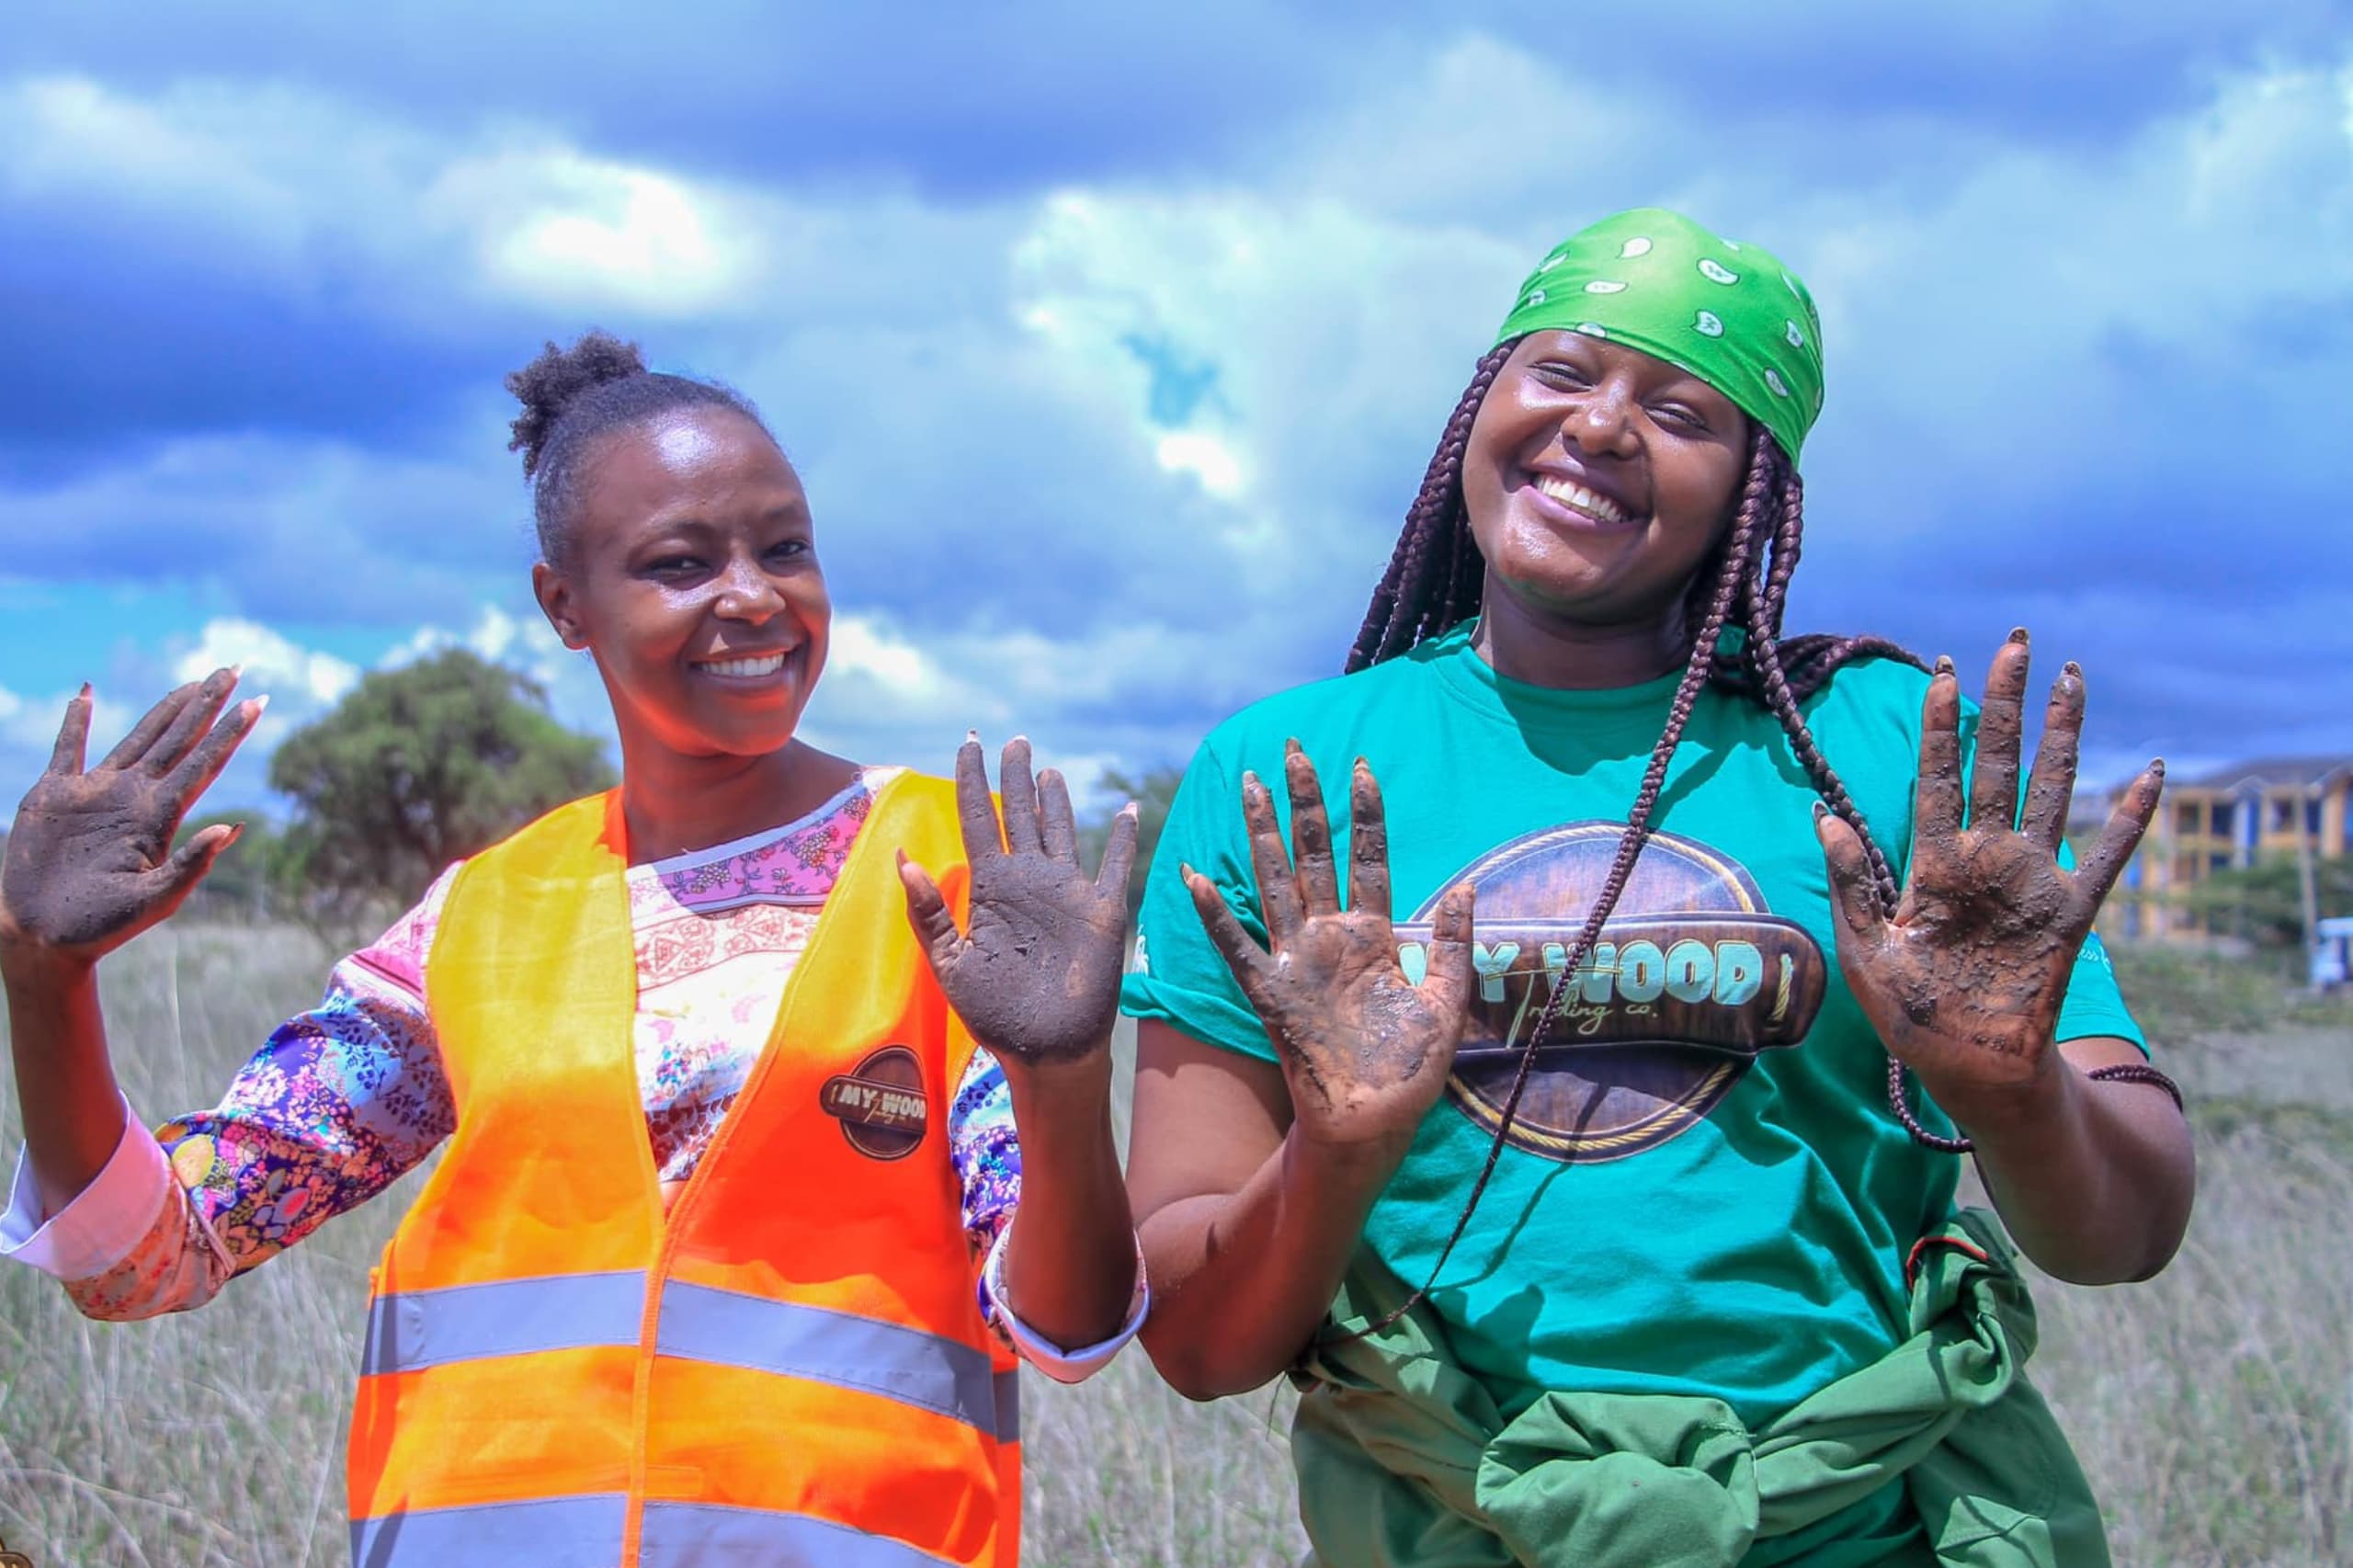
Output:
top-left (0, 332), bottom-right (1144, 1567)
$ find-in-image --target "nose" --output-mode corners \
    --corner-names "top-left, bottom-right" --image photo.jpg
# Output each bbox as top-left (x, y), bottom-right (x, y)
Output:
top-left (711, 551), bottom-right (787, 623)
top-left (1561, 376), bottom-right (1641, 458)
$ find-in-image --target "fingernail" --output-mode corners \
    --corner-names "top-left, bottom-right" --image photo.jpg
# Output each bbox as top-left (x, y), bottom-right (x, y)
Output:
top-left (78, 681), bottom-right (92, 699)
top-left (2006, 627), bottom-right (2029, 644)
top-left (1812, 801), bottom-right (1830, 821)
top-left (2062, 660), bottom-right (2082, 678)
top-left (251, 693), bottom-right (271, 714)
top-left (1120, 801), bottom-right (1140, 817)
top-left (2151, 757), bottom-right (2165, 776)
top-left (1933, 654), bottom-right (1954, 676)
top-left (1286, 737), bottom-right (1304, 756)
top-left (228, 663), bottom-right (244, 677)
top-left (965, 729), bottom-right (979, 744)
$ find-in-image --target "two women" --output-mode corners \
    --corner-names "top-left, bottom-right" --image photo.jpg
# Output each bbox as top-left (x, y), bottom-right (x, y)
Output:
top-left (1, 335), bottom-right (1142, 1566)
top-left (3, 208), bottom-right (2195, 1568)
top-left (1121, 210), bottom-right (2192, 1566)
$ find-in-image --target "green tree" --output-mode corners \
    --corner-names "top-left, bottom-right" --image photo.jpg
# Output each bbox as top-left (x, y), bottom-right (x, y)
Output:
top-left (267, 649), bottom-right (614, 924)
top-left (1079, 763), bottom-right (1186, 916)
top-left (2181, 852), bottom-right (2353, 949)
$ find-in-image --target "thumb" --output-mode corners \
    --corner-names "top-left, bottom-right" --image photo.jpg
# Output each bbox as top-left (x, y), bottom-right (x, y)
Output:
top-left (897, 850), bottom-right (966, 978)
top-left (142, 822), bottom-right (242, 914)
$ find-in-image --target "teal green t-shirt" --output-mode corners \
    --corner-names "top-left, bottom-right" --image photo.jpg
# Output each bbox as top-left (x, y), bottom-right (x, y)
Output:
top-left (1122, 625), bottom-right (2144, 1427)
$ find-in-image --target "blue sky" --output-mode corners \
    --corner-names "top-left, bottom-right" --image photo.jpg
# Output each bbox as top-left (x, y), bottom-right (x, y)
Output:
top-left (3, 2), bottom-right (2349, 823)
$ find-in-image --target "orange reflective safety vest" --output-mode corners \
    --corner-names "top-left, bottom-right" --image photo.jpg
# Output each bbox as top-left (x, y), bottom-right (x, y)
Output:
top-left (347, 773), bottom-right (1020, 1567)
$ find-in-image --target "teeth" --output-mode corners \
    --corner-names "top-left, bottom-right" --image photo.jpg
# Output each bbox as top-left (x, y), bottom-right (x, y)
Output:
top-left (699, 654), bottom-right (787, 677)
top-left (1535, 475), bottom-right (1631, 525)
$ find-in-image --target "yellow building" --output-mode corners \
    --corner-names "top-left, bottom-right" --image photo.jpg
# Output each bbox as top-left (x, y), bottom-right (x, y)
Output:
top-left (2089, 756), bottom-right (2352, 944)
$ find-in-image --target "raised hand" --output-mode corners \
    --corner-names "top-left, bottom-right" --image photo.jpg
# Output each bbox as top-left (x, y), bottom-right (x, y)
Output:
top-left (0, 669), bottom-right (267, 968)
top-left (1182, 742), bottom-right (1476, 1152)
top-left (1815, 631), bottom-right (2163, 1113)
top-left (898, 735), bottom-right (1139, 1067)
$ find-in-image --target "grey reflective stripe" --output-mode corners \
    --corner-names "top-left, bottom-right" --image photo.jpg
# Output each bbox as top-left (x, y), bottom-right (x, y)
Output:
top-left (360, 1270), bottom-right (647, 1376)
top-left (350, 1494), bottom-right (626, 1567)
top-left (640, 1502), bottom-right (960, 1567)
top-left (658, 1281), bottom-right (1017, 1439)
top-left (995, 1368), bottom-right (1021, 1443)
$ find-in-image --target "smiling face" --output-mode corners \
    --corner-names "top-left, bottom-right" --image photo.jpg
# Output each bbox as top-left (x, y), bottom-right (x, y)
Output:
top-left (1461, 329), bottom-right (1753, 630)
top-left (532, 406), bottom-right (828, 765)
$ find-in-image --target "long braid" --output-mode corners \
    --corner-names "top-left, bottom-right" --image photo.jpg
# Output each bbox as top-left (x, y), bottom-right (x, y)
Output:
top-left (1334, 427), bottom-right (1772, 1339)
top-left (1347, 345), bottom-right (1511, 672)
top-left (1731, 461), bottom-right (1967, 1151)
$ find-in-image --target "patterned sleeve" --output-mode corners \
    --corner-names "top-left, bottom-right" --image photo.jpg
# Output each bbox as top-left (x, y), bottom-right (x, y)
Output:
top-left (950, 1045), bottom-right (1021, 1267)
top-left (42, 869), bottom-right (463, 1320)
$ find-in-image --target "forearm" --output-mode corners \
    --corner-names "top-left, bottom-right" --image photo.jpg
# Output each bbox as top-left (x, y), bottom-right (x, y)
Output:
top-left (1, 942), bottom-right (132, 1218)
top-left (1138, 1128), bottom-right (1401, 1400)
top-left (1000, 1051), bottom-right (1138, 1351)
top-left (1940, 1037), bottom-right (2193, 1285)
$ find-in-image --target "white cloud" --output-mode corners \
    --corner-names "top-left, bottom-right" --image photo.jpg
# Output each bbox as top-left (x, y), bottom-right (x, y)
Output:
top-left (1154, 431), bottom-right (1245, 501)
top-left (6, 34), bottom-right (2351, 798)
top-left (826, 612), bottom-right (944, 699)
top-left (172, 617), bottom-right (358, 706)
top-left (430, 142), bottom-right (749, 315)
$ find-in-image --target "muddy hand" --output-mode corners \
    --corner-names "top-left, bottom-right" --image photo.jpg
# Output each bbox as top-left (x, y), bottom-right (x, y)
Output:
top-left (899, 735), bottom-right (1138, 1067)
top-left (1815, 631), bottom-right (2162, 1112)
top-left (1183, 742), bottom-right (1475, 1153)
top-left (0, 669), bottom-right (267, 967)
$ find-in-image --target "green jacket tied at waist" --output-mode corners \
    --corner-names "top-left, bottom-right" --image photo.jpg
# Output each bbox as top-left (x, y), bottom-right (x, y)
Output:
top-left (1289, 1210), bottom-right (2109, 1568)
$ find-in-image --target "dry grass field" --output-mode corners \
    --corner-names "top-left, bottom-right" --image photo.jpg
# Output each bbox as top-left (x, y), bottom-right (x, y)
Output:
top-left (1, 925), bottom-right (2347, 1566)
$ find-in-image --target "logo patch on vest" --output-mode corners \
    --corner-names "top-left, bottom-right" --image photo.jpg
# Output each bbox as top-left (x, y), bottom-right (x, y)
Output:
top-left (821, 1045), bottom-right (929, 1160)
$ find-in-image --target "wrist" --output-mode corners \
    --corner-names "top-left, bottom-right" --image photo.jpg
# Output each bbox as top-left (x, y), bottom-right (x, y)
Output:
top-left (1917, 1044), bottom-right (2079, 1142)
top-left (999, 1044), bottom-right (1116, 1116)
top-left (0, 924), bottom-right (96, 991)
top-left (1286, 1119), bottom-right (1415, 1191)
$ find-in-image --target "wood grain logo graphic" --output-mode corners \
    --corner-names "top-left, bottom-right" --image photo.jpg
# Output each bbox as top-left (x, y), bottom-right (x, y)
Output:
top-left (1394, 822), bottom-right (1827, 1164)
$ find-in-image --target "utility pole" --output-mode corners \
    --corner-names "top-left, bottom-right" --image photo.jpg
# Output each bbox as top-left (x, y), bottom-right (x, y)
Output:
top-left (2296, 781), bottom-right (2322, 992)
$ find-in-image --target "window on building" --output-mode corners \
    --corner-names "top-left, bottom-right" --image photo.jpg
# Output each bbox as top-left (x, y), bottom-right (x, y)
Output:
top-left (2211, 802), bottom-right (2234, 835)
top-left (2210, 852), bottom-right (2233, 873)
top-left (2272, 798), bottom-right (2295, 833)
top-left (2177, 802), bottom-right (2200, 835)
top-left (2310, 797), bottom-right (2325, 837)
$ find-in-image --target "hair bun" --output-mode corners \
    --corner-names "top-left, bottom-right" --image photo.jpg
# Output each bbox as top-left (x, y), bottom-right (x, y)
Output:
top-left (506, 330), bottom-right (648, 480)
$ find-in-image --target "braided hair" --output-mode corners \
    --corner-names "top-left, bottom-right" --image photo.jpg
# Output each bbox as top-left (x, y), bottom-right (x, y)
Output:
top-left (506, 331), bottom-right (774, 568)
top-left (1335, 341), bottom-right (1949, 1338)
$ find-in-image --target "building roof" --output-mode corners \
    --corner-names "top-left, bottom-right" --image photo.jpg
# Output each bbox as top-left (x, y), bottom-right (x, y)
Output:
top-left (2174, 756), bottom-right (2353, 790)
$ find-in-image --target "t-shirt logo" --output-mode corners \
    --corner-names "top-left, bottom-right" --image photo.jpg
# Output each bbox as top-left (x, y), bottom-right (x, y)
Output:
top-left (1394, 822), bottom-right (1826, 1163)
top-left (819, 1045), bottom-right (930, 1160)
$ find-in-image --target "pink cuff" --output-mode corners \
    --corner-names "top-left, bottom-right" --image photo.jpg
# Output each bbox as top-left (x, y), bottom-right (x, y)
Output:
top-left (982, 1219), bottom-right (1150, 1384)
top-left (0, 1097), bottom-right (180, 1280)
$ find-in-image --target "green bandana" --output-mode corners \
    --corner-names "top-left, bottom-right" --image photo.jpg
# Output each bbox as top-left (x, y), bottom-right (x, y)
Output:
top-left (1494, 208), bottom-right (1825, 464)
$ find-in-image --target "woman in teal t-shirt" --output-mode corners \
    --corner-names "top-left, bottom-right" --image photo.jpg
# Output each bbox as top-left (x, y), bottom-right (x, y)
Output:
top-left (1121, 210), bottom-right (2194, 1567)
